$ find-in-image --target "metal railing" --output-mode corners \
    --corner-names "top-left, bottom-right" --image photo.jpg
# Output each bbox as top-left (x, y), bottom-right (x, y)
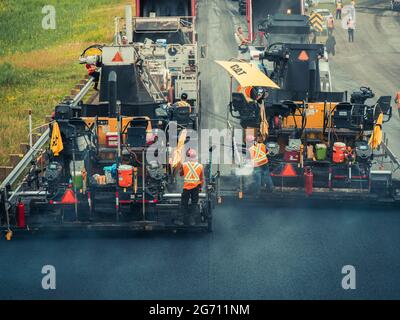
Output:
top-left (133, 47), bottom-right (166, 102)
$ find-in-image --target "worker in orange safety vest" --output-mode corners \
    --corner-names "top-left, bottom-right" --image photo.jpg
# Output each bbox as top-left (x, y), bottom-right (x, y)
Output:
top-left (395, 91), bottom-right (400, 118)
top-left (237, 85), bottom-right (254, 102)
top-left (247, 135), bottom-right (274, 195)
top-left (178, 148), bottom-right (204, 225)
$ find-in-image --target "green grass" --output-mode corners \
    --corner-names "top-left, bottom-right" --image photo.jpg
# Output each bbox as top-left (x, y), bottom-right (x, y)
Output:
top-left (0, 62), bottom-right (32, 86)
top-left (0, 0), bottom-right (128, 166)
top-left (0, 0), bottom-right (124, 56)
top-left (0, 63), bottom-right (83, 161)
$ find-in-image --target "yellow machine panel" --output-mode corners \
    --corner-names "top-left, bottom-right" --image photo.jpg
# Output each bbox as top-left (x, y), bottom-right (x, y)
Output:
top-left (82, 116), bottom-right (153, 146)
top-left (283, 102), bottom-right (338, 130)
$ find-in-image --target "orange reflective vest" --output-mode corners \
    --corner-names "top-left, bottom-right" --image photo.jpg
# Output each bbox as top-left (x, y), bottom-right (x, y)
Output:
top-left (86, 64), bottom-right (96, 75)
top-left (249, 143), bottom-right (269, 167)
top-left (180, 161), bottom-right (204, 190)
top-left (237, 85), bottom-right (254, 102)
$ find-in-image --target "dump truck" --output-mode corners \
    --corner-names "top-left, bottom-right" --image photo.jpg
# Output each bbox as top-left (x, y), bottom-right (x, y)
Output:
top-left (135, 0), bottom-right (196, 17)
top-left (239, 0), bottom-right (305, 41)
top-left (0, 4), bottom-right (213, 238)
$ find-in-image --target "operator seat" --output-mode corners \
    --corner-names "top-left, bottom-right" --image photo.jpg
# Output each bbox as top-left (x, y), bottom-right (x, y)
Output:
top-left (171, 106), bottom-right (191, 127)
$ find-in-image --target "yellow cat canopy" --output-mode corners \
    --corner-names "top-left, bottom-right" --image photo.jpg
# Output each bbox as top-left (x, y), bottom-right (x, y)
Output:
top-left (215, 60), bottom-right (280, 89)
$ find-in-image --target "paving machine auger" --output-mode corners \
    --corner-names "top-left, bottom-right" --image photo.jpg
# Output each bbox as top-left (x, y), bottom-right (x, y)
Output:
top-left (0, 4), bottom-right (214, 237)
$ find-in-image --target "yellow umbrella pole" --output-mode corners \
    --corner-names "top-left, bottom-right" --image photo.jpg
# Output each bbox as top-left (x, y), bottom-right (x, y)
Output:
top-left (227, 76), bottom-right (233, 131)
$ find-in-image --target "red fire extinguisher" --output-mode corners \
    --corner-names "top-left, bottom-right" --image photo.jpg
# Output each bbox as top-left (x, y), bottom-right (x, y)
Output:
top-left (17, 201), bottom-right (26, 228)
top-left (304, 167), bottom-right (313, 196)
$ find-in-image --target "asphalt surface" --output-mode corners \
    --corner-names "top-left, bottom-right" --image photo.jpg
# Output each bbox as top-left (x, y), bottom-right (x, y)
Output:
top-left (329, 0), bottom-right (400, 156)
top-left (1, 0), bottom-right (400, 300)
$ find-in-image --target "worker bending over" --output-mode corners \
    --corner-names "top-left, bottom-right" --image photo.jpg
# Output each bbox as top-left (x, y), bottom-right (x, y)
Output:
top-left (247, 135), bottom-right (274, 195)
top-left (179, 149), bottom-right (204, 225)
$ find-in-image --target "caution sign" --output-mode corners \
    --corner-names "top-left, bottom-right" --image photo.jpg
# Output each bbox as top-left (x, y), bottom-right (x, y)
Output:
top-left (309, 12), bottom-right (324, 32)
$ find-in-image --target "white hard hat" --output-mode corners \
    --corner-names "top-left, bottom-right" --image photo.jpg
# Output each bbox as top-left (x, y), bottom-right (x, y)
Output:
top-left (246, 134), bottom-right (255, 144)
top-left (187, 148), bottom-right (197, 159)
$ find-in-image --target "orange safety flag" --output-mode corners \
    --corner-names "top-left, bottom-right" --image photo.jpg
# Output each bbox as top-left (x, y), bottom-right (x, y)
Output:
top-left (170, 129), bottom-right (187, 169)
top-left (50, 121), bottom-right (64, 156)
top-left (249, 143), bottom-right (268, 167)
top-left (259, 103), bottom-right (269, 140)
top-left (368, 113), bottom-right (383, 150)
top-left (281, 163), bottom-right (297, 177)
top-left (181, 161), bottom-right (204, 190)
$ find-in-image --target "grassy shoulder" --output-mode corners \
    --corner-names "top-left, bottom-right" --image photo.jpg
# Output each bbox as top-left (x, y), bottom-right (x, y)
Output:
top-left (0, 0), bottom-right (127, 165)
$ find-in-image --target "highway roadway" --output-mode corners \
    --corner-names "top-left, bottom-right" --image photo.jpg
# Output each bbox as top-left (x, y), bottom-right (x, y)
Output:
top-left (1, 0), bottom-right (400, 300)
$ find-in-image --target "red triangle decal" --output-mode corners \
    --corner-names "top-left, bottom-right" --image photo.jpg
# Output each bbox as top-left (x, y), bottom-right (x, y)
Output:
top-left (112, 51), bottom-right (124, 62)
top-left (298, 50), bottom-right (309, 62)
top-left (282, 164), bottom-right (297, 177)
top-left (61, 189), bottom-right (77, 204)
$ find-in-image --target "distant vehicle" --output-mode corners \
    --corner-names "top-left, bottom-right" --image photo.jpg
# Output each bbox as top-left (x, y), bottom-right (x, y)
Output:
top-left (135, 0), bottom-right (196, 17)
top-left (391, 0), bottom-right (400, 11)
top-left (310, 0), bottom-right (336, 4)
top-left (238, 0), bottom-right (305, 41)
